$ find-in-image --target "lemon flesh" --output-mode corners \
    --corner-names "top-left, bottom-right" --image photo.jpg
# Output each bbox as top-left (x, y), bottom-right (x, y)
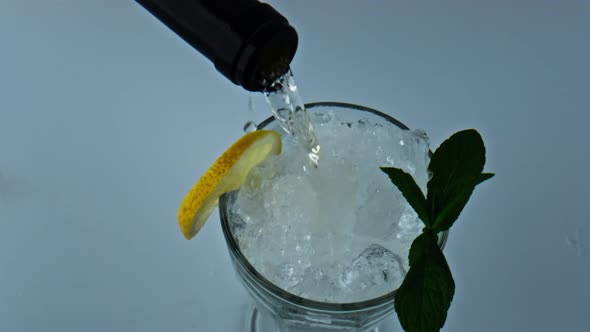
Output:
top-left (178, 130), bottom-right (282, 239)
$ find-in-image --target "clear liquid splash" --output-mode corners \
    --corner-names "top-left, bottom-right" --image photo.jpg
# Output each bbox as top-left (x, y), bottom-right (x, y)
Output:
top-left (264, 70), bottom-right (321, 167)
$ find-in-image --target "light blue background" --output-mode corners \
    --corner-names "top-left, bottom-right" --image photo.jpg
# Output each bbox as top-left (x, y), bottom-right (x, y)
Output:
top-left (1, 1), bottom-right (589, 331)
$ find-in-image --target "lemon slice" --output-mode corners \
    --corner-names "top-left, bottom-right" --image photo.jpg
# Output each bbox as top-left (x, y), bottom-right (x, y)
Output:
top-left (178, 130), bottom-right (282, 239)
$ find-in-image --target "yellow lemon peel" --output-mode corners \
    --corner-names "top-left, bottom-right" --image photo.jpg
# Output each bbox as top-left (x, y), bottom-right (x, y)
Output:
top-left (178, 130), bottom-right (281, 239)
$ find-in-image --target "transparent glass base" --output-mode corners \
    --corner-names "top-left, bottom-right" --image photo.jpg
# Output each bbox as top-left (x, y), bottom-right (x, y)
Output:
top-left (245, 305), bottom-right (396, 332)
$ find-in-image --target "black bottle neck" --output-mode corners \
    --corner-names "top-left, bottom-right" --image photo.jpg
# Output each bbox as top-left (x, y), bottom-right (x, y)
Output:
top-left (136, 0), bottom-right (298, 92)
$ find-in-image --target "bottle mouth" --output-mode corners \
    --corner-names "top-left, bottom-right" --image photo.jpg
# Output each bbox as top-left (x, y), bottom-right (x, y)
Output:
top-left (232, 21), bottom-right (298, 92)
top-left (136, 0), bottom-right (298, 92)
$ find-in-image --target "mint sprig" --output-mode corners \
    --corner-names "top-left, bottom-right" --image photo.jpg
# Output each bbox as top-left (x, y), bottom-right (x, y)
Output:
top-left (381, 129), bottom-right (494, 332)
top-left (393, 232), bottom-right (454, 332)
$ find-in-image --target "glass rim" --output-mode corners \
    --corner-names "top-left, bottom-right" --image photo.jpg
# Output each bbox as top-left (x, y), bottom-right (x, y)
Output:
top-left (219, 101), bottom-right (448, 312)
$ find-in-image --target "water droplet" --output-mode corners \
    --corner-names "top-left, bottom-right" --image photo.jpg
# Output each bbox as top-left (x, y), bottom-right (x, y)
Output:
top-left (243, 121), bottom-right (257, 133)
top-left (248, 95), bottom-right (255, 112)
top-left (308, 153), bottom-right (320, 166)
top-left (566, 228), bottom-right (585, 257)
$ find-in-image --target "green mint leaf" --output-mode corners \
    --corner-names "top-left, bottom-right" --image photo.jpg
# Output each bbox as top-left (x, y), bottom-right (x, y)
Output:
top-left (395, 232), bottom-right (455, 332)
top-left (477, 173), bottom-right (495, 184)
top-left (431, 173), bottom-right (495, 232)
top-left (426, 129), bottom-right (486, 223)
top-left (381, 167), bottom-right (430, 227)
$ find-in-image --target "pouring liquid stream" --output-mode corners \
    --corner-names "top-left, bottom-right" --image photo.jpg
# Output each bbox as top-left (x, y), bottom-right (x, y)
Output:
top-left (264, 70), bottom-right (321, 167)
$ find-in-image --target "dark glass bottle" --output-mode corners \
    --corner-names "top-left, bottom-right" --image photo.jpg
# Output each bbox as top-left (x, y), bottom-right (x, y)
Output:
top-left (135, 0), bottom-right (298, 92)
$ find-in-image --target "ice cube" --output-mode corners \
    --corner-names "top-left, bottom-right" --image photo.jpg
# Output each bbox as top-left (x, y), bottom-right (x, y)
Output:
top-left (337, 244), bottom-right (406, 301)
top-left (395, 205), bottom-right (424, 241)
top-left (271, 263), bottom-right (305, 289)
top-left (288, 266), bottom-right (342, 302)
top-left (312, 110), bottom-right (335, 127)
top-left (395, 129), bottom-right (430, 186)
top-left (353, 182), bottom-right (404, 240)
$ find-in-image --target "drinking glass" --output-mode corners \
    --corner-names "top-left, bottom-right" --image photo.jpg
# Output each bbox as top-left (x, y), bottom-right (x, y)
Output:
top-left (219, 102), bottom-right (448, 332)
